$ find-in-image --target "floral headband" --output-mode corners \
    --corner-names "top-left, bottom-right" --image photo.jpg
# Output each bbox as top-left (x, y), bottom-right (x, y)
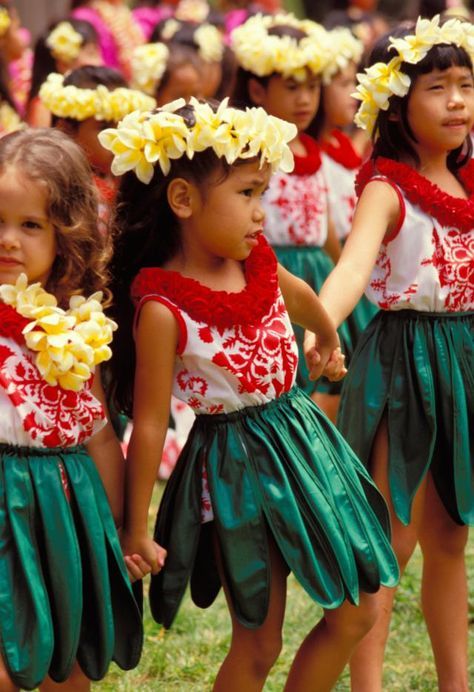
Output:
top-left (98, 96), bottom-right (297, 184)
top-left (46, 22), bottom-right (83, 63)
top-left (131, 42), bottom-right (169, 95)
top-left (175, 0), bottom-right (209, 23)
top-left (39, 72), bottom-right (156, 122)
top-left (0, 7), bottom-right (10, 37)
top-left (354, 14), bottom-right (474, 136)
top-left (322, 28), bottom-right (364, 85)
top-left (161, 19), bottom-right (224, 62)
top-left (231, 12), bottom-right (330, 82)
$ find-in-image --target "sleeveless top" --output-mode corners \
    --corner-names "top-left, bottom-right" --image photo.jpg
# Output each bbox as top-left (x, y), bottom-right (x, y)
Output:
top-left (131, 236), bottom-right (299, 415)
top-left (356, 158), bottom-right (474, 312)
top-left (262, 134), bottom-right (329, 247)
top-left (321, 130), bottom-right (361, 241)
top-left (0, 304), bottom-right (105, 447)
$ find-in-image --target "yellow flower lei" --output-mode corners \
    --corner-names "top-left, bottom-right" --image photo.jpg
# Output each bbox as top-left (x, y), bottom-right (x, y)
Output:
top-left (322, 28), bottom-right (363, 85)
top-left (98, 96), bottom-right (297, 185)
top-left (0, 102), bottom-right (24, 135)
top-left (231, 12), bottom-right (331, 82)
top-left (39, 72), bottom-right (156, 122)
top-left (0, 274), bottom-right (117, 392)
top-left (46, 22), bottom-right (83, 63)
top-left (0, 7), bottom-right (10, 37)
top-left (354, 14), bottom-right (474, 136)
top-left (131, 42), bottom-right (169, 95)
top-left (194, 24), bottom-right (224, 63)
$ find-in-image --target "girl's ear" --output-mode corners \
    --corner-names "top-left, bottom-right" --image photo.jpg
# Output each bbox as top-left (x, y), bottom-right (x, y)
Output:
top-left (167, 178), bottom-right (196, 218)
top-left (248, 77), bottom-right (267, 106)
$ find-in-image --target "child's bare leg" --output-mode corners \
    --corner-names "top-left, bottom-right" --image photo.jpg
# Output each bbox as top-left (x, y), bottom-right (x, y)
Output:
top-left (311, 392), bottom-right (340, 424)
top-left (349, 417), bottom-right (426, 692)
top-left (0, 657), bottom-right (18, 692)
top-left (284, 592), bottom-right (378, 692)
top-left (39, 663), bottom-right (90, 692)
top-left (419, 474), bottom-right (469, 692)
top-left (213, 533), bottom-right (287, 692)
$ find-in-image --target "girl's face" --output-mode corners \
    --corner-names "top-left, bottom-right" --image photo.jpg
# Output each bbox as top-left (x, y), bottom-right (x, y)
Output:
top-left (250, 71), bottom-right (321, 134)
top-left (156, 64), bottom-right (204, 105)
top-left (322, 62), bottom-right (358, 130)
top-left (0, 166), bottom-right (57, 286)
top-left (74, 117), bottom-right (114, 175)
top-left (406, 65), bottom-right (474, 159)
top-left (185, 159), bottom-right (270, 262)
top-left (0, 8), bottom-right (24, 62)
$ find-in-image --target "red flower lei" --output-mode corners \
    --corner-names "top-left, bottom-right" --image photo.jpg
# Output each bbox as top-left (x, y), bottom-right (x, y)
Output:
top-left (0, 303), bottom-right (29, 343)
top-left (356, 157), bottom-right (474, 233)
top-left (132, 235), bottom-right (279, 329)
top-left (292, 133), bottom-right (322, 176)
top-left (320, 129), bottom-right (362, 170)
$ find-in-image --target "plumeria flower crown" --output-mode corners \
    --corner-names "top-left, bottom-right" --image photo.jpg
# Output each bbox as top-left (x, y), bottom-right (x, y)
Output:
top-left (0, 274), bottom-right (117, 392)
top-left (39, 72), bottom-right (156, 122)
top-left (98, 96), bottom-right (297, 185)
top-left (322, 27), bottom-right (364, 85)
top-left (160, 19), bottom-right (224, 63)
top-left (46, 22), bottom-right (83, 63)
top-left (354, 14), bottom-right (474, 136)
top-left (231, 12), bottom-right (331, 81)
top-left (131, 42), bottom-right (170, 95)
top-left (0, 7), bottom-right (10, 37)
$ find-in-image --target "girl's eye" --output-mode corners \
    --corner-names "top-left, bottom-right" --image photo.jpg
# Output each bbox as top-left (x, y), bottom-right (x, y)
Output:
top-left (241, 189), bottom-right (253, 197)
top-left (23, 220), bottom-right (42, 229)
top-left (428, 84), bottom-right (443, 90)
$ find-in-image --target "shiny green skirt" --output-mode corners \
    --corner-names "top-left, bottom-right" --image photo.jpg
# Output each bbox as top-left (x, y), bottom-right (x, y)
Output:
top-left (0, 444), bottom-right (143, 690)
top-left (338, 310), bottom-right (474, 526)
top-left (274, 246), bottom-right (354, 395)
top-left (149, 388), bottom-right (399, 630)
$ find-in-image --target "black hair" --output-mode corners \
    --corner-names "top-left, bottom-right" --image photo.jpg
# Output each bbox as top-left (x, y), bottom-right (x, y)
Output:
top-left (108, 102), bottom-right (236, 415)
top-left (51, 65), bottom-right (128, 129)
top-left (369, 25), bottom-right (473, 170)
top-left (28, 18), bottom-right (99, 102)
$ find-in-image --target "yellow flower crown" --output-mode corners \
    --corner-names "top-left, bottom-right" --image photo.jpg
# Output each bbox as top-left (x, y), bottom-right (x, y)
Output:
top-left (131, 42), bottom-right (170, 95)
top-left (46, 22), bottom-right (83, 63)
top-left (98, 96), bottom-right (297, 185)
top-left (354, 14), bottom-right (474, 136)
top-left (0, 274), bottom-right (117, 392)
top-left (231, 12), bottom-right (330, 81)
top-left (175, 0), bottom-right (209, 23)
top-left (0, 7), bottom-right (10, 37)
top-left (39, 72), bottom-right (156, 122)
top-left (0, 102), bottom-right (24, 135)
top-left (322, 28), bottom-right (364, 85)
top-left (160, 19), bottom-right (224, 63)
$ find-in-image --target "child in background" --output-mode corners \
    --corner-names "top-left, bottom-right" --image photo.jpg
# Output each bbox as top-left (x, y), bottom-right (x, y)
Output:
top-left (0, 128), bottom-right (149, 692)
top-left (0, 1), bottom-right (31, 117)
top-left (315, 27), bottom-right (378, 343)
top-left (131, 40), bottom-right (204, 105)
top-left (26, 19), bottom-right (102, 127)
top-left (0, 2), bottom-right (25, 134)
top-left (319, 16), bottom-right (474, 690)
top-left (231, 13), bottom-right (350, 422)
top-left (70, 0), bottom-right (145, 80)
top-left (101, 97), bottom-right (398, 691)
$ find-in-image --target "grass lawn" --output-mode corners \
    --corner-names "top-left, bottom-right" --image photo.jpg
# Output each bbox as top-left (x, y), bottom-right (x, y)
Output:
top-left (93, 484), bottom-right (474, 691)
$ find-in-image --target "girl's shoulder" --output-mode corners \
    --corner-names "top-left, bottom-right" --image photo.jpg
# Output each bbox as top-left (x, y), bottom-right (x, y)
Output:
top-left (292, 134), bottom-right (322, 176)
top-left (131, 236), bottom-right (280, 329)
top-left (356, 157), bottom-right (474, 232)
top-left (320, 130), bottom-right (362, 170)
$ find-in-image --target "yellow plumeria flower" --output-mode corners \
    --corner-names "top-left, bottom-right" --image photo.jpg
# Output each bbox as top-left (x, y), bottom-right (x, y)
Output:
top-left (46, 22), bottom-right (83, 63)
top-left (0, 7), bottom-right (10, 37)
top-left (131, 42), bottom-right (169, 95)
top-left (194, 25), bottom-right (224, 63)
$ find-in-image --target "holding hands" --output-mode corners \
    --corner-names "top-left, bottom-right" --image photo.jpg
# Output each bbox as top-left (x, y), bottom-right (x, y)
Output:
top-left (304, 330), bottom-right (347, 382)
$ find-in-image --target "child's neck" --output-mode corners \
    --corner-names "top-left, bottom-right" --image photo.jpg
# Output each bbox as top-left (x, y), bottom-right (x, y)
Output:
top-left (290, 135), bottom-right (308, 157)
top-left (164, 247), bottom-right (247, 293)
top-left (406, 151), bottom-right (468, 199)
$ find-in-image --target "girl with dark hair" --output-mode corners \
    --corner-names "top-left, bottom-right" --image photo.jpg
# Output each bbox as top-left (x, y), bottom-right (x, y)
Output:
top-left (100, 97), bottom-right (398, 690)
top-left (319, 16), bottom-right (474, 690)
top-left (0, 127), bottom-right (151, 692)
top-left (26, 18), bottom-right (102, 127)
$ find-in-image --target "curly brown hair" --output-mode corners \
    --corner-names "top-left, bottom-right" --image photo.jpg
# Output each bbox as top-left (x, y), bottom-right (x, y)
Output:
top-left (0, 128), bottom-right (111, 307)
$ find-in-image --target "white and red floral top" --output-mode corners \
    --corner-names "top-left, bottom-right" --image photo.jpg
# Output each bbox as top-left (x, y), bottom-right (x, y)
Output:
top-left (321, 130), bottom-right (362, 242)
top-left (357, 158), bottom-right (474, 312)
top-left (0, 304), bottom-right (106, 448)
top-left (262, 134), bottom-right (329, 247)
top-left (131, 236), bottom-right (299, 415)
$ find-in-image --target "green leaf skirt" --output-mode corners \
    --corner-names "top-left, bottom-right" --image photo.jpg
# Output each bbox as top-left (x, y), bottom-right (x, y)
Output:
top-left (0, 444), bottom-right (143, 690)
top-left (274, 245), bottom-right (376, 394)
top-left (337, 310), bottom-right (474, 526)
top-left (149, 387), bottom-right (399, 630)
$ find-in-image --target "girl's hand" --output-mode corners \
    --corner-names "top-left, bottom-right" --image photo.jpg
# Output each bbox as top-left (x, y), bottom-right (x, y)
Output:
top-left (304, 330), bottom-right (339, 381)
top-left (323, 347), bottom-right (347, 382)
top-left (122, 532), bottom-right (167, 576)
top-left (124, 553), bottom-right (153, 583)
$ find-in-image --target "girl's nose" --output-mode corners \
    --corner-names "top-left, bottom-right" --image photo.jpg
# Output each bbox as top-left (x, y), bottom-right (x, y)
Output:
top-left (448, 88), bottom-right (466, 108)
top-left (253, 202), bottom-right (265, 222)
top-left (0, 226), bottom-right (20, 248)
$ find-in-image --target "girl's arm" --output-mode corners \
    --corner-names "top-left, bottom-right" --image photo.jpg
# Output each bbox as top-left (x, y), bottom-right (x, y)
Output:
top-left (86, 366), bottom-right (126, 526)
top-left (323, 214), bottom-right (342, 265)
top-left (278, 263), bottom-right (339, 380)
top-left (121, 300), bottom-right (178, 574)
top-left (319, 179), bottom-right (401, 327)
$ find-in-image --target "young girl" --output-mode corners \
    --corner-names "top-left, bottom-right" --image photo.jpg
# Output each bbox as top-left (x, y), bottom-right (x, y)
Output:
top-left (230, 13), bottom-right (351, 422)
top-left (319, 15), bottom-right (474, 690)
top-left (101, 97), bottom-right (399, 691)
top-left (0, 2), bottom-right (24, 136)
top-left (0, 128), bottom-right (149, 691)
top-left (26, 18), bottom-right (102, 127)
